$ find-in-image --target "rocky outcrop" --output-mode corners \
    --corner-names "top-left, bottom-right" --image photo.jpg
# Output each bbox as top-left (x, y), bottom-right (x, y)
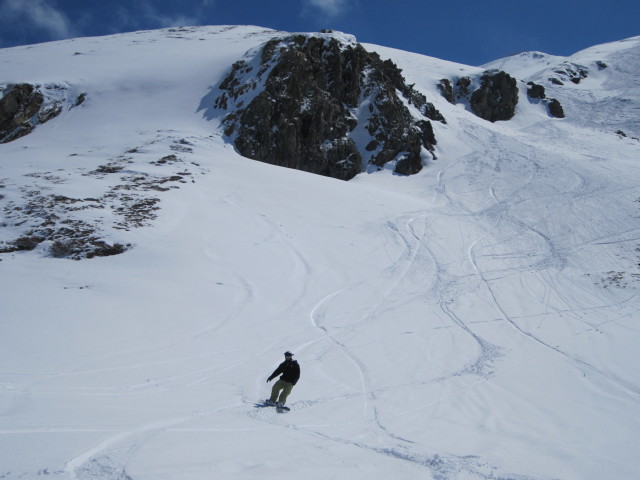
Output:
top-left (215, 33), bottom-right (445, 180)
top-left (441, 70), bottom-right (569, 121)
top-left (439, 70), bottom-right (519, 122)
top-left (470, 71), bottom-right (519, 122)
top-left (526, 82), bottom-right (546, 100)
top-left (547, 99), bottom-right (565, 119)
top-left (0, 83), bottom-right (85, 143)
top-left (0, 84), bottom-right (43, 142)
top-left (437, 79), bottom-right (454, 104)
top-left (549, 62), bottom-right (589, 85)
top-left (526, 82), bottom-right (565, 118)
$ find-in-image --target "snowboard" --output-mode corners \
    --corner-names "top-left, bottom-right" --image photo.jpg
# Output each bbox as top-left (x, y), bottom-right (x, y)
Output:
top-left (254, 401), bottom-right (290, 412)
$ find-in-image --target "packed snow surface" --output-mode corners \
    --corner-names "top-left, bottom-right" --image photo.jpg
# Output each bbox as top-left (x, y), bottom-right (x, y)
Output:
top-left (1, 26), bottom-right (640, 480)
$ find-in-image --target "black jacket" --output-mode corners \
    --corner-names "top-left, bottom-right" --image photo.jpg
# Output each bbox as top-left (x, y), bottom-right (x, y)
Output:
top-left (268, 359), bottom-right (300, 385)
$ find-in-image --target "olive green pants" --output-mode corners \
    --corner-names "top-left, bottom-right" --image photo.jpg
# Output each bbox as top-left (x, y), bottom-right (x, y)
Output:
top-left (270, 379), bottom-right (294, 405)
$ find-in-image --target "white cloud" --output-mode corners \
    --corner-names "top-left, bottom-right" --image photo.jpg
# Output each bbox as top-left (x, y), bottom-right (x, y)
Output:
top-left (139, 2), bottom-right (199, 28)
top-left (0, 0), bottom-right (75, 40)
top-left (110, 1), bottom-right (204, 32)
top-left (306, 0), bottom-right (350, 17)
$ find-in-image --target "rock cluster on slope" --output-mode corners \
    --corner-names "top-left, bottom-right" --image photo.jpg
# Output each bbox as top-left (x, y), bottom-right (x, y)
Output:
top-left (526, 82), bottom-right (565, 118)
top-left (439, 69), bottom-right (568, 121)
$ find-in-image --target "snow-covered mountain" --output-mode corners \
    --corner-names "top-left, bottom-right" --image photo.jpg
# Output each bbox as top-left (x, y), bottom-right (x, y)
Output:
top-left (1, 26), bottom-right (639, 480)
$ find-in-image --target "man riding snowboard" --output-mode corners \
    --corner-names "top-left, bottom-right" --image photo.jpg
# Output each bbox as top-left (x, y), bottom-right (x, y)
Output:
top-left (266, 351), bottom-right (300, 407)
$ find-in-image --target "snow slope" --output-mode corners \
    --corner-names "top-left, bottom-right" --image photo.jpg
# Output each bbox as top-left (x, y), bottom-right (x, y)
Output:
top-left (1, 26), bottom-right (640, 480)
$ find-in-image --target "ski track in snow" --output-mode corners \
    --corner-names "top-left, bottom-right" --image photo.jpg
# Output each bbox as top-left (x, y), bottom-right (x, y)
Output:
top-left (200, 119), bottom-right (640, 480)
top-left (301, 211), bottom-right (475, 475)
top-left (301, 201), bottom-right (520, 478)
top-left (63, 410), bottom-right (233, 480)
top-left (468, 237), bottom-right (640, 400)
top-left (463, 132), bottom-right (640, 401)
top-left (297, 117), bottom-right (640, 478)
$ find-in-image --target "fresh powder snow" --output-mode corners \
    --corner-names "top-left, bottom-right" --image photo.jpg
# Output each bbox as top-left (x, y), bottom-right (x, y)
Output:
top-left (1, 26), bottom-right (639, 480)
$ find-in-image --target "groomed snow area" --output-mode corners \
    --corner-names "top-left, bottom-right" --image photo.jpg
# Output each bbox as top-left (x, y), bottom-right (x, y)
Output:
top-left (1, 26), bottom-right (639, 480)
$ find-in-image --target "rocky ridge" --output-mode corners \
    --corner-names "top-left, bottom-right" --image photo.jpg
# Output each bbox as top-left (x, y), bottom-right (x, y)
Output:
top-left (215, 32), bottom-right (445, 180)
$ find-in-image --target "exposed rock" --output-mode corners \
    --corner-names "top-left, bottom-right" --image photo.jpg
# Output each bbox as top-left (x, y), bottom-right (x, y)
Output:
top-left (0, 84), bottom-right (43, 142)
top-left (470, 71), bottom-right (519, 122)
top-left (0, 137), bottom-right (204, 260)
top-left (527, 82), bottom-right (546, 99)
top-left (550, 62), bottom-right (589, 85)
top-left (547, 98), bottom-right (565, 118)
top-left (215, 33), bottom-right (444, 179)
top-left (616, 130), bottom-right (638, 140)
top-left (439, 71), bottom-right (519, 122)
top-left (526, 82), bottom-right (565, 118)
top-left (0, 83), bottom-right (86, 143)
top-left (438, 79), bottom-right (454, 104)
top-left (455, 76), bottom-right (472, 99)
top-left (75, 93), bottom-right (86, 107)
top-left (11, 235), bottom-right (45, 251)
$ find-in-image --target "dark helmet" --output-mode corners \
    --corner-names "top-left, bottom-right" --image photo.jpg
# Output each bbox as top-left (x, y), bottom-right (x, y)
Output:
top-left (284, 351), bottom-right (293, 357)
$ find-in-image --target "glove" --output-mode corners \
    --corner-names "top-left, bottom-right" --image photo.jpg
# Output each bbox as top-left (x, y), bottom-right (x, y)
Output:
top-left (266, 377), bottom-right (271, 383)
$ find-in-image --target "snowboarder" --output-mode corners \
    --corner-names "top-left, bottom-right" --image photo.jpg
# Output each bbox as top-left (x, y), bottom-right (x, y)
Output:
top-left (266, 351), bottom-right (300, 407)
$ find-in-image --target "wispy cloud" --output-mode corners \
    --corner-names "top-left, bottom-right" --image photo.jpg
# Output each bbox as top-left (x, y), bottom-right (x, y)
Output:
top-left (304, 0), bottom-right (351, 17)
top-left (0, 0), bottom-right (75, 41)
top-left (109, 1), bottom-right (207, 33)
top-left (139, 2), bottom-right (200, 28)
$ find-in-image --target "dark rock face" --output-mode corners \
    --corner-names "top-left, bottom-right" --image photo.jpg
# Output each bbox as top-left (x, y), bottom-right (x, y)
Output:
top-left (215, 33), bottom-right (444, 180)
top-left (455, 77), bottom-right (473, 99)
top-left (526, 82), bottom-right (565, 118)
top-left (442, 71), bottom-right (567, 122)
top-left (547, 99), bottom-right (565, 118)
top-left (439, 70), bottom-right (519, 122)
top-left (526, 82), bottom-right (546, 100)
top-left (0, 84), bottom-right (43, 142)
top-left (469, 71), bottom-right (519, 122)
top-left (0, 83), bottom-right (85, 143)
top-left (437, 79), bottom-right (454, 104)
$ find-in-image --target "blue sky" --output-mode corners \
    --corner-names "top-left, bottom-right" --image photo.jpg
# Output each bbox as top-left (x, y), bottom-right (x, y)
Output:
top-left (0, 0), bottom-right (638, 65)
